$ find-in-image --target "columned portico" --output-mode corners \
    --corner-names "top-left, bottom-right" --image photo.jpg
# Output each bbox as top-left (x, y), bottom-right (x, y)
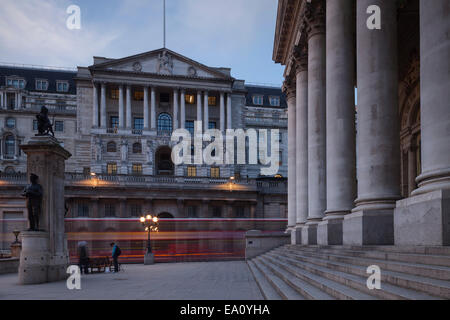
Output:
top-left (343, 0), bottom-right (400, 245)
top-left (318, 0), bottom-right (356, 246)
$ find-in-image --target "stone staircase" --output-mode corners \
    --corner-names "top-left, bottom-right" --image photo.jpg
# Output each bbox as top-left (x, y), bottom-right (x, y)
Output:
top-left (247, 245), bottom-right (450, 300)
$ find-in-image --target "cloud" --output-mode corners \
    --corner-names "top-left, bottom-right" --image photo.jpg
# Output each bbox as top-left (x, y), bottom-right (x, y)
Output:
top-left (0, 0), bottom-right (120, 67)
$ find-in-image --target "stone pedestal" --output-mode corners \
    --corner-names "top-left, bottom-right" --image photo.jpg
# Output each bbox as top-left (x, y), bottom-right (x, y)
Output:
top-left (343, 210), bottom-right (394, 246)
top-left (318, 217), bottom-right (344, 245)
top-left (292, 226), bottom-right (303, 245)
top-left (18, 231), bottom-right (49, 285)
top-left (19, 135), bottom-right (71, 285)
top-left (144, 251), bottom-right (155, 265)
top-left (303, 223), bottom-right (318, 245)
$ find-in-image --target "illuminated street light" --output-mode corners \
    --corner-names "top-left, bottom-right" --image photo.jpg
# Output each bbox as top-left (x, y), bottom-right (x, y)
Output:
top-left (140, 213), bottom-right (159, 265)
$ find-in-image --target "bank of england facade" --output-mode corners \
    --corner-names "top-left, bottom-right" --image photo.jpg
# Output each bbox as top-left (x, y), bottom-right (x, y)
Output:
top-left (275, 0), bottom-right (449, 246)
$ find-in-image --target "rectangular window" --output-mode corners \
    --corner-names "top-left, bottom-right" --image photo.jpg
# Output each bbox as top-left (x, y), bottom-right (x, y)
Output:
top-left (107, 163), bottom-right (117, 175)
top-left (54, 120), bottom-right (64, 132)
top-left (187, 166), bottom-right (197, 177)
top-left (185, 94), bottom-right (195, 104)
top-left (57, 81), bottom-right (69, 92)
top-left (187, 206), bottom-right (197, 218)
top-left (130, 204), bottom-right (142, 217)
top-left (252, 95), bottom-right (263, 105)
top-left (208, 122), bottom-right (217, 129)
top-left (133, 118), bottom-right (144, 130)
top-left (110, 89), bottom-right (119, 99)
top-left (7, 78), bottom-right (26, 89)
top-left (110, 116), bottom-right (119, 129)
top-left (35, 80), bottom-right (48, 91)
top-left (6, 118), bottom-right (16, 129)
top-left (77, 203), bottom-right (89, 217)
top-left (210, 167), bottom-right (220, 178)
top-left (160, 93), bottom-right (170, 103)
top-left (185, 121), bottom-right (194, 135)
top-left (269, 96), bottom-right (280, 107)
top-left (235, 206), bottom-right (245, 218)
top-left (132, 163), bottom-right (143, 175)
top-left (134, 90), bottom-right (144, 101)
top-left (212, 206), bottom-right (221, 218)
top-left (208, 96), bottom-right (217, 106)
top-left (104, 203), bottom-right (116, 217)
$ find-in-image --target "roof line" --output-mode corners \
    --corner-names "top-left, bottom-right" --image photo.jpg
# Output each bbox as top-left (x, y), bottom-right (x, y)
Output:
top-left (0, 61), bottom-right (77, 72)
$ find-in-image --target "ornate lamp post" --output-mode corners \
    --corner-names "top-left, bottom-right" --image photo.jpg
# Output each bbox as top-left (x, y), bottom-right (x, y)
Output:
top-left (140, 214), bottom-right (159, 265)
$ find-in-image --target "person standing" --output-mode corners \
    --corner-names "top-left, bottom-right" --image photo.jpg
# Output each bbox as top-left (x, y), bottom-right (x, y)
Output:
top-left (110, 242), bottom-right (121, 272)
top-left (78, 241), bottom-right (89, 274)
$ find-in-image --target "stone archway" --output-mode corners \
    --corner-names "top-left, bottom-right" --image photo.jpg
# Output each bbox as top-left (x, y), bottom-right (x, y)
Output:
top-left (155, 146), bottom-right (174, 176)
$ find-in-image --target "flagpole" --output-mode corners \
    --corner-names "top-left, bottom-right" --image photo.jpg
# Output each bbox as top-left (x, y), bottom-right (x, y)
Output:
top-left (163, 0), bottom-right (166, 48)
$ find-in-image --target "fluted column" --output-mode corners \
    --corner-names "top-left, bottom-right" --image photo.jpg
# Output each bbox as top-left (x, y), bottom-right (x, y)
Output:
top-left (293, 46), bottom-right (308, 245)
top-left (344, 0), bottom-right (399, 246)
top-left (151, 87), bottom-right (156, 129)
top-left (395, 0), bottom-right (450, 246)
top-left (118, 85), bottom-right (124, 129)
top-left (227, 93), bottom-right (232, 129)
top-left (100, 83), bottom-right (106, 128)
top-left (180, 89), bottom-right (186, 129)
top-left (197, 91), bottom-right (202, 124)
top-left (143, 86), bottom-right (149, 130)
top-left (203, 91), bottom-right (209, 131)
top-left (319, 0), bottom-right (356, 246)
top-left (284, 78), bottom-right (297, 235)
top-left (92, 83), bottom-right (99, 127)
top-left (126, 85), bottom-right (132, 129)
top-left (305, 1), bottom-right (326, 245)
top-left (408, 144), bottom-right (417, 196)
top-left (220, 92), bottom-right (225, 132)
top-left (173, 89), bottom-right (179, 129)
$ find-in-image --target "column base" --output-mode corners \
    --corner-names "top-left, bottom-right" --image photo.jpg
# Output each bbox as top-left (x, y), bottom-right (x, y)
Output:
top-left (292, 225), bottom-right (304, 245)
top-left (394, 188), bottom-right (450, 246)
top-left (343, 209), bottom-right (394, 246)
top-left (302, 222), bottom-right (319, 245)
top-left (144, 252), bottom-right (155, 265)
top-left (317, 217), bottom-right (344, 245)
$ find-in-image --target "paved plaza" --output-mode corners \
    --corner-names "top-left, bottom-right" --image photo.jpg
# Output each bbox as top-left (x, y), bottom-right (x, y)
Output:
top-left (0, 261), bottom-right (263, 300)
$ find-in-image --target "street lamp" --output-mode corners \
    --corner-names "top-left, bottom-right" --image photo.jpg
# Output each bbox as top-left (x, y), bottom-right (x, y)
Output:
top-left (140, 214), bottom-right (159, 265)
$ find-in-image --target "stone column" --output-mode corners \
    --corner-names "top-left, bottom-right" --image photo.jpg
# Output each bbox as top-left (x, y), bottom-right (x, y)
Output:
top-left (344, 0), bottom-right (400, 246)
top-left (173, 89), bottom-right (179, 129)
top-left (305, 1), bottom-right (326, 245)
top-left (100, 83), bottom-right (106, 128)
top-left (118, 85), bottom-right (124, 129)
top-left (227, 93), bottom-right (232, 129)
top-left (284, 78), bottom-right (297, 239)
top-left (0, 92), bottom-right (3, 108)
top-left (203, 91), bottom-right (209, 131)
top-left (92, 84), bottom-right (99, 127)
top-left (220, 92), bottom-right (225, 132)
top-left (143, 86), bottom-right (149, 131)
top-left (293, 45), bottom-right (309, 245)
top-left (19, 136), bottom-right (72, 284)
top-left (126, 85), bottom-right (132, 130)
top-left (408, 143), bottom-right (417, 196)
top-left (180, 89), bottom-right (186, 129)
top-left (318, 0), bottom-right (356, 246)
top-left (197, 91), bottom-right (202, 124)
top-left (17, 93), bottom-right (22, 109)
top-left (151, 87), bottom-right (156, 129)
top-left (395, 0), bottom-right (450, 246)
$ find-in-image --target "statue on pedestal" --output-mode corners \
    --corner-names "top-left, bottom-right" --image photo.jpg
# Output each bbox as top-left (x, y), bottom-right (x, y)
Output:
top-left (36, 106), bottom-right (55, 137)
top-left (22, 173), bottom-right (43, 231)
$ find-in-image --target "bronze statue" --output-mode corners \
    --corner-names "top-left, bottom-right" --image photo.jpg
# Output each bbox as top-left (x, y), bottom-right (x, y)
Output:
top-left (22, 174), bottom-right (43, 231)
top-left (36, 106), bottom-right (54, 136)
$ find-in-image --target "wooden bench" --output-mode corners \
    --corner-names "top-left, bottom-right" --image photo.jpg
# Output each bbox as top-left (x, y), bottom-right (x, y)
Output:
top-left (88, 257), bottom-right (111, 273)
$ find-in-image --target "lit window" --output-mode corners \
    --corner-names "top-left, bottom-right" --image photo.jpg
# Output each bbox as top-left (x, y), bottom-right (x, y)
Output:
top-left (269, 96), bottom-right (280, 107)
top-left (6, 118), bottom-right (16, 129)
top-left (208, 96), bottom-right (217, 106)
top-left (252, 95), bottom-right (263, 105)
top-left (185, 94), bottom-right (195, 104)
top-left (35, 80), bottom-right (48, 91)
top-left (132, 143), bottom-right (142, 154)
top-left (134, 90), bottom-right (144, 101)
top-left (104, 203), bottom-right (116, 217)
top-left (107, 142), bottom-right (117, 153)
top-left (187, 166), bottom-right (197, 177)
top-left (107, 163), bottom-right (117, 175)
top-left (210, 167), bottom-right (220, 178)
top-left (77, 203), bottom-right (89, 217)
top-left (132, 163), bottom-right (143, 175)
top-left (57, 81), bottom-right (69, 92)
top-left (158, 113), bottom-right (172, 132)
top-left (110, 89), bottom-right (119, 99)
top-left (54, 121), bottom-right (64, 132)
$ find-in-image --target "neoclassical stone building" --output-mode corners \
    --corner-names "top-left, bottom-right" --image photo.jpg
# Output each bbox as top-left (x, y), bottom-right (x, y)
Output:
top-left (274, 0), bottom-right (449, 246)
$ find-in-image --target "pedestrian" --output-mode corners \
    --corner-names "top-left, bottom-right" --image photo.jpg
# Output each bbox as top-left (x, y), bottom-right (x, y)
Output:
top-left (110, 242), bottom-right (121, 272)
top-left (78, 241), bottom-right (89, 274)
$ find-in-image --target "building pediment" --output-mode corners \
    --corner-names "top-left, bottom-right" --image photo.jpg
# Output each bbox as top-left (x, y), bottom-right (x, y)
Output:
top-left (89, 48), bottom-right (233, 81)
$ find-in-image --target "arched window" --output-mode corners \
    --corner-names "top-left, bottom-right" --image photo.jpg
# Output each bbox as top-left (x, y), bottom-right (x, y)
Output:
top-left (158, 113), bottom-right (172, 133)
top-left (5, 135), bottom-right (15, 157)
top-left (132, 142), bottom-right (142, 154)
top-left (107, 141), bottom-right (117, 153)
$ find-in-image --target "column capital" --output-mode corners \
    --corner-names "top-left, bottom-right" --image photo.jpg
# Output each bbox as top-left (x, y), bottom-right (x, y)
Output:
top-left (282, 76), bottom-right (296, 99)
top-left (293, 44), bottom-right (308, 74)
top-left (305, 0), bottom-right (326, 39)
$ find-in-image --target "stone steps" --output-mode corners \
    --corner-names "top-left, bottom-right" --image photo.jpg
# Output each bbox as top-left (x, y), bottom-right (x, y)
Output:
top-left (248, 245), bottom-right (449, 300)
top-left (247, 260), bottom-right (282, 300)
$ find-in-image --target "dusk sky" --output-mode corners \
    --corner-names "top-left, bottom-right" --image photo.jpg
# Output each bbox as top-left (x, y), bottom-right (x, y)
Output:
top-left (0, 0), bottom-right (285, 86)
